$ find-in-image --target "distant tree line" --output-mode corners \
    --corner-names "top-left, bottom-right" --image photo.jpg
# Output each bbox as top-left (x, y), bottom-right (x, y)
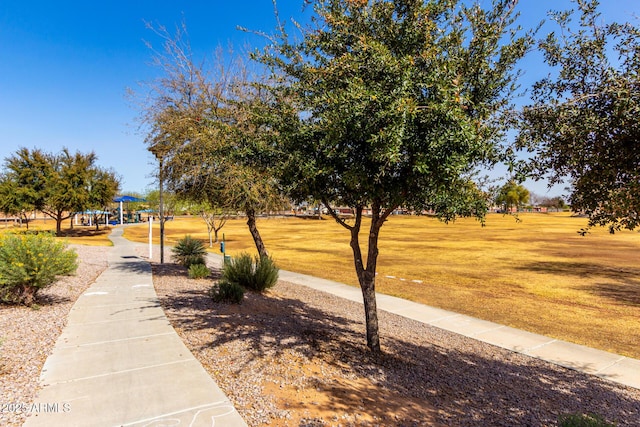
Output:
top-left (0, 148), bottom-right (120, 235)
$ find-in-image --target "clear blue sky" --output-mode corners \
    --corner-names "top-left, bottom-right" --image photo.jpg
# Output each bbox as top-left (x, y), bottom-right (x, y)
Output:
top-left (1, 1), bottom-right (638, 197)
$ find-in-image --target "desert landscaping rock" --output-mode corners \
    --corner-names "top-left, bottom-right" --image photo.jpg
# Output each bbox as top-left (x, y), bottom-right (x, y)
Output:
top-left (148, 249), bottom-right (640, 426)
top-left (0, 245), bottom-right (108, 427)
top-left (2, 244), bottom-right (639, 426)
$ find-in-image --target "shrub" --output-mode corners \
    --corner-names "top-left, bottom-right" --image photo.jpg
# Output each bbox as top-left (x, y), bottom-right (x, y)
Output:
top-left (172, 235), bottom-right (207, 268)
top-left (0, 232), bottom-right (78, 306)
top-left (559, 413), bottom-right (615, 427)
top-left (252, 256), bottom-right (279, 291)
top-left (209, 280), bottom-right (244, 304)
top-left (188, 263), bottom-right (210, 279)
top-left (221, 253), bottom-right (253, 286)
top-left (222, 253), bottom-right (279, 293)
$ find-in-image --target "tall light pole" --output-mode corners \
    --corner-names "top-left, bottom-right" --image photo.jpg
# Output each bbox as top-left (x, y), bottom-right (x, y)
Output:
top-left (150, 143), bottom-right (169, 264)
top-left (158, 156), bottom-right (165, 264)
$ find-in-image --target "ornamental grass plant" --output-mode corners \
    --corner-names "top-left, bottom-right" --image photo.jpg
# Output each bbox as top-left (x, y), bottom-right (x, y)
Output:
top-left (221, 253), bottom-right (279, 293)
top-left (209, 280), bottom-right (244, 304)
top-left (171, 235), bottom-right (207, 268)
top-left (188, 263), bottom-right (210, 279)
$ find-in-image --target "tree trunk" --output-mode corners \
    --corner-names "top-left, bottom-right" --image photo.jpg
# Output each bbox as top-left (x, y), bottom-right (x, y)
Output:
top-left (360, 276), bottom-right (380, 352)
top-left (324, 200), bottom-right (393, 354)
top-left (56, 217), bottom-right (63, 236)
top-left (347, 205), bottom-right (385, 354)
top-left (246, 208), bottom-right (268, 258)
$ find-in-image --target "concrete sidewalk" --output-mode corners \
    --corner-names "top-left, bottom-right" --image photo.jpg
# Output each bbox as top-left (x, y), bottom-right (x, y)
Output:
top-left (24, 228), bottom-right (247, 427)
top-left (205, 252), bottom-right (640, 391)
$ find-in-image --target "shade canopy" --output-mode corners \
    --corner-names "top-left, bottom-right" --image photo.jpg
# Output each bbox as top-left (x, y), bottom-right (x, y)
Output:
top-left (113, 195), bottom-right (145, 203)
top-left (78, 210), bottom-right (109, 215)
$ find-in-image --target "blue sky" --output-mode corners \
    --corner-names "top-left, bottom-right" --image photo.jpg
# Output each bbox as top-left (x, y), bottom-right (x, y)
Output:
top-left (1, 1), bottom-right (638, 197)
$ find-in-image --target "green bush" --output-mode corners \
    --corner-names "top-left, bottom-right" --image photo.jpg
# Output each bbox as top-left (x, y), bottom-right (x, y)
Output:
top-left (221, 253), bottom-right (253, 286)
top-left (222, 253), bottom-right (279, 293)
top-left (253, 255), bottom-right (279, 291)
top-left (209, 280), bottom-right (244, 304)
top-left (559, 413), bottom-right (615, 427)
top-left (0, 232), bottom-right (78, 306)
top-left (172, 235), bottom-right (207, 268)
top-left (188, 263), bottom-right (210, 279)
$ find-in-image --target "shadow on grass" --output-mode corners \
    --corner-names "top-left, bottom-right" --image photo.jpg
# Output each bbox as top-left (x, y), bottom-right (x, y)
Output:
top-left (518, 261), bottom-right (640, 306)
top-left (583, 282), bottom-right (640, 307)
top-left (519, 261), bottom-right (640, 279)
top-left (57, 228), bottom-right (111, 238)
top-left (151, 264), bottom-right (640, 426)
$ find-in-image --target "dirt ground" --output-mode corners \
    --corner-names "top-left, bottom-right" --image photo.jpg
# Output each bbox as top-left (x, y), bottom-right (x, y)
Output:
top-left (150, 261), bottom-right (640, 426)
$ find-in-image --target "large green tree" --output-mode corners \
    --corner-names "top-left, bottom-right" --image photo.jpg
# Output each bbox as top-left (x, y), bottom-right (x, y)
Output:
top-left (518, 0), bottom-right (640, 233)
top-left (262, 0), bottom-right (531, 352)
top-left (0, 148), bottom-right (120, 235)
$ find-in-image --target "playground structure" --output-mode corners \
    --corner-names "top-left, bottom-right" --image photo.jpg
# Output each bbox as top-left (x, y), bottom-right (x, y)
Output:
top-left (111, 195), bottom-right (148, 225)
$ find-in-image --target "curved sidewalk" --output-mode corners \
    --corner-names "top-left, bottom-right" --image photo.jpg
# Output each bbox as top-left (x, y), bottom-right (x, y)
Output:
top-left (276, 269), bottom-right (640, 390)
top-left (204, 252), bottom-right (640, 391)
top-left (24, 228), bottom-right (247, 427)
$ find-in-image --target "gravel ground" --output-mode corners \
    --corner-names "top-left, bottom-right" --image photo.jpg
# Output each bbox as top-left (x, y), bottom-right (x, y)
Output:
top-left (2, 245), bottom-right (639, 426)
top-left (0, 245), bottom-right (108, 427)
top-left (149, 257), bottom-right (640, 427)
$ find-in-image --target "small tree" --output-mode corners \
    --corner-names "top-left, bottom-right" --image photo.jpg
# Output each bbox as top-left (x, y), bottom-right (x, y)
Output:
top-left (538, 196), bottom-right (567, 212)
top-left (138, 24), bottom-right (286, 258)
top-left (495, 181), bottom-right (530, 212)
top-left (0, 175), bottom-right (34, 228)
top-left (262, 0), bottom-right (531, 352)
top-left (195, 201), bottom-right (231, 246)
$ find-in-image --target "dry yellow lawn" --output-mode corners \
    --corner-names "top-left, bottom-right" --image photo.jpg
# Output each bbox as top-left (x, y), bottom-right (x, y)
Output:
top-left (123, 212), bottom-right (640, 359)
top-left (0, 219), bottom-right (113, 246)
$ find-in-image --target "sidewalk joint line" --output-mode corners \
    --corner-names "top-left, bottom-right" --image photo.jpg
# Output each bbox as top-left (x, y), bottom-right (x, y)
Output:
top-left (525, 339), bottom-right (558, 352)
top-left (66, 313), bottom-right (165, 326)
top-left (49, 358), bottom-right (198, 385)
top-left (426, 314), bottom-right (462, 324)
top-left (594, 356), bottom-right (627, 374)
top-left (74, 300), bottom-right (160, 309)
top-left (58, 332), bottom-right (174, 348)
top-left (470, 325), bottom-right (506, 337)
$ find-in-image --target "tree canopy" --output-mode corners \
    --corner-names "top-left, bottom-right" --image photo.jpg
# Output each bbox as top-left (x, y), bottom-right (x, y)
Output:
top-left (140, 24), bottom-right (286, 257)
top-left (518, 0), bottom-right (640, 233)
top-left (0, 147), bottom-right (120, 234)
top-left (261, 0), bottom-right (531, 352)
top-left (495, 181), bottom-right (530, 212)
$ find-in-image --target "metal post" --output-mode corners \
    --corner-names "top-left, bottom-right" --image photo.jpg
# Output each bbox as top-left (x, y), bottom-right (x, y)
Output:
top-left (159, 157), bottom-right (165, 264)
top-left (149, 216), bottom-right (153, 259)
